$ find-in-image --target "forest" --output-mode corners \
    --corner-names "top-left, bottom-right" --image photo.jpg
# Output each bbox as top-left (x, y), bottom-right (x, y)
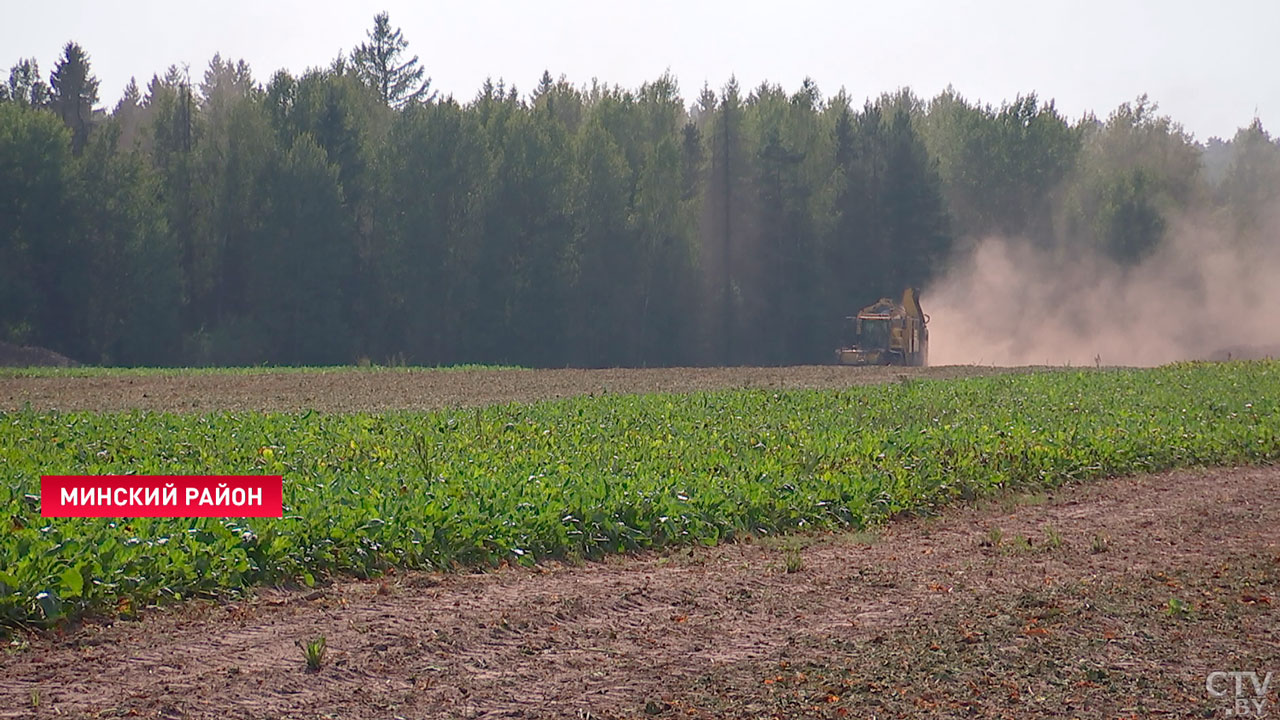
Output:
top-left (2, 13), bottom-right (1278, 368)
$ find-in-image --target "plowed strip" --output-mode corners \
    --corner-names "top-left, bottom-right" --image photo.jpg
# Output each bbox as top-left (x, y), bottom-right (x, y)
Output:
top-left (1, 365), bottom-right (1034, 413)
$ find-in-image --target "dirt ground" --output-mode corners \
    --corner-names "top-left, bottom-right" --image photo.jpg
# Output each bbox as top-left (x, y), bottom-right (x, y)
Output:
top-left (2, 464), bottom-right (1277, 719)
top-left (0, 342), bottom-right (79, 369)
top-left (0, 365), bottom-right (1035, 413)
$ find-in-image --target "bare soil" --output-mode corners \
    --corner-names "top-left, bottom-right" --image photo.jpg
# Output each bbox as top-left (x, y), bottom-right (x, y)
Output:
top-left (0, 365), bottom-right (1036, 413)
top-left (3, 465), bottom-right (1277, 719)
top-left (0, 342), bottom-right (79, 369)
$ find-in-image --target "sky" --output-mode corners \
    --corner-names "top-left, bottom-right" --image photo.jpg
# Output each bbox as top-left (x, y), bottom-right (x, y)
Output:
top-left (2, 0), bottom-right (1276, 142)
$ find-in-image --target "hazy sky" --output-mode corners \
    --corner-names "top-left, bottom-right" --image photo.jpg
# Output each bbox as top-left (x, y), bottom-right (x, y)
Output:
top-left (3, 0), bottom-right (1275, 141)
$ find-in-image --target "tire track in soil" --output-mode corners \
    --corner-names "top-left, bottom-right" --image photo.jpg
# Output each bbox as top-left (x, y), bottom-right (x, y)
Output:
top-left (2, 465), bottom-right (1277, 719)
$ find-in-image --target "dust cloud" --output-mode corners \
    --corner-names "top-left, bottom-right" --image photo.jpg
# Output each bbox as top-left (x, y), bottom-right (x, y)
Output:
top-left (924, 209), bottom-right (1280, 367)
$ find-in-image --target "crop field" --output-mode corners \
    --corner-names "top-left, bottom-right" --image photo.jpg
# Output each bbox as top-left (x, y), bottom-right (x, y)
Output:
top-left (2, 361), bottom-right (1278, 633)
top-left (2, 361), bottom-right (1279, 719)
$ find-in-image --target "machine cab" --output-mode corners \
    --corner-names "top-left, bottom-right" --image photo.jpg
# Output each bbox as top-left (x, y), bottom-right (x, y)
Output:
top-left (850, 315), bottom-right (891, 350)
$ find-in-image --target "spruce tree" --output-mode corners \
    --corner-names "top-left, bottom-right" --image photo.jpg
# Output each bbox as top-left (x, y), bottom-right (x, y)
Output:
top-left (351, 12), bottom-right (431, 108)
top-left (50, 42), bottom-right (100, 154)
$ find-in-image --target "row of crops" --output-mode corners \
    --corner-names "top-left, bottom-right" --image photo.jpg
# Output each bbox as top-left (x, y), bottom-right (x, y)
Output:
top-left (2, 362), bottom-right (1278, 629)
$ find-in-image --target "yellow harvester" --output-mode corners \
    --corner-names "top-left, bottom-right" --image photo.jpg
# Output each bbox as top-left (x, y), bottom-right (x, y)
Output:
top-left (836, 288), bottom-right (929, 366)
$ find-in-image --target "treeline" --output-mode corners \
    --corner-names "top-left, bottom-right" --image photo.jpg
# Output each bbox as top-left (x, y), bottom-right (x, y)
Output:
top-left (2, 14), bottom-right (1278, 367)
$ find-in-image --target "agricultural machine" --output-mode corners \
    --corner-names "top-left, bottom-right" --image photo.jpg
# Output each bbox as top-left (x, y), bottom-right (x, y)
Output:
top-left (836, 287), bottom-right (929, 367)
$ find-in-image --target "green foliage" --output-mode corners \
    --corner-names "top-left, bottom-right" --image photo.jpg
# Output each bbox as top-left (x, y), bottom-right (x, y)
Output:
top-left (0, 102), bottom-right (74, 346)
top-left (375, 99), bottom-right (496, 364)
top-left (2, 361), bottom-right (1278, 629)
top-left (783, 550), bottom-right (805, 574)
top-left (300, 635), bottom-right (327, 671)
top-left (49, 42), bottom-right (99, 154)
top-left (569, 114), bottom-right (636, 366)
top-left (1063, 96), bottom-right (1202, 264)
top-left (920, 90), bottom-right (1081, 240)
top-left (250, 133), bottom-right (357, 364)
top-left (4, 59), bottom-right (51, 108)
top-left (1094, 167), bottom-right (1166, 263)
top-left (351, 12), bottom-right (430, 108)
top-left (1166, 597), bottom-right (1193, 618)
top-left (1218, 120), bottom-right (1280, 233)
top-left (0, 37), bottom-right (1271, 369)
top-left (74, 121), bottom-right (179, 364)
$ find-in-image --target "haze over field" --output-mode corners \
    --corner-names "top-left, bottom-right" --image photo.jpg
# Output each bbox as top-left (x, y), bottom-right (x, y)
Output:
top-left (928, 210), bottom-right (1280, 366)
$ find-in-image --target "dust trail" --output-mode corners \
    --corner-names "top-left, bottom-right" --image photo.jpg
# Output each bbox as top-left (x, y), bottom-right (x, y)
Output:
top-left (925, 208), bottom-right (1280, 366)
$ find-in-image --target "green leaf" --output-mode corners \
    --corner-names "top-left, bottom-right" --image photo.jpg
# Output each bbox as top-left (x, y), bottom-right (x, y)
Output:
top-left (60, 565), bottom-right (85, 598)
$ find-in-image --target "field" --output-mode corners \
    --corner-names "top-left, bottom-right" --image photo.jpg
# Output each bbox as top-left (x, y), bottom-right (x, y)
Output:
top-left (2, 363), bottom-right (1279, 718)
top-left (1, 363), bottom-right (1025, 413)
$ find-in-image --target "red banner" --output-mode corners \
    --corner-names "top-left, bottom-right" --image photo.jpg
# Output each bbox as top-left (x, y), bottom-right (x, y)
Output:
top-left (40, 475), bottom-right (284, 518)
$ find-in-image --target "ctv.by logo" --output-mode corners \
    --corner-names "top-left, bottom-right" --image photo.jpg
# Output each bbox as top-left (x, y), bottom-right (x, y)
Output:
top-left (1207, 671), bottom-right (1274, 717)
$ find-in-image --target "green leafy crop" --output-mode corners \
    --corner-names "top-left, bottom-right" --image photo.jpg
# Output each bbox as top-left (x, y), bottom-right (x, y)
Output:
top-left (2, 362), bottom-right (1277, 629)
